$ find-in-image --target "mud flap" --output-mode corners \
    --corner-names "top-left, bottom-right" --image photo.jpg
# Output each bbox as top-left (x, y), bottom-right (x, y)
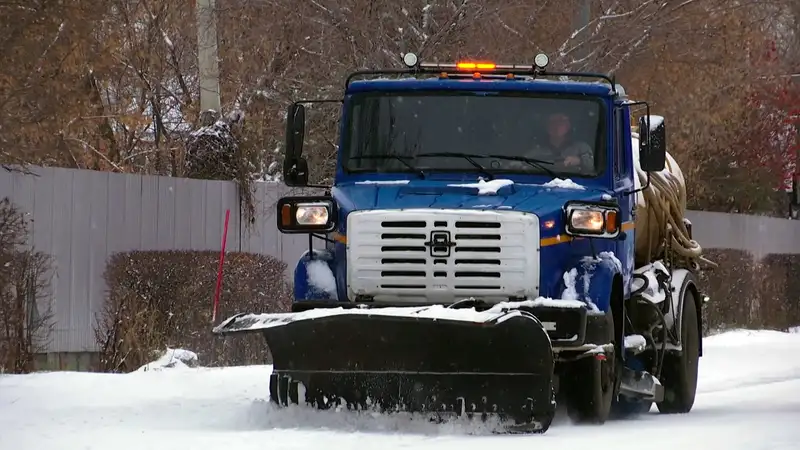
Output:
top-left (215, 307), bottom-right (555, 430)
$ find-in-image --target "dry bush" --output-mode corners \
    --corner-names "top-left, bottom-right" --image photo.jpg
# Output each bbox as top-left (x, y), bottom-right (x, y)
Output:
top-left (95, 250), bottom-right (291, 373)
top-left (699, 249), bottom-right (800, 334)
top-left (759, 255), bottom-right (800, 330)
top-left (698, 250), bottom-right (756, 334)
top-left (0, 198), bottom-right (54, 373)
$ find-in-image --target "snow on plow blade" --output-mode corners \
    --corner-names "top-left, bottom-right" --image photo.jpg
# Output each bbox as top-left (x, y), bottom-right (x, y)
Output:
top-left (213, 305), bottom-right (556, 432)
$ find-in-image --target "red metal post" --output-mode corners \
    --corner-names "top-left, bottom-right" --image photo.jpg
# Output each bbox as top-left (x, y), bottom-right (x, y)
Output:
top-left (212, 209), bottom-right (231, 323)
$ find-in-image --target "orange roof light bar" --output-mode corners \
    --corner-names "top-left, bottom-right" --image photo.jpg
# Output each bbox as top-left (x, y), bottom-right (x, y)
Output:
top-left (456, 62), bottom-right (497, 71)
top-left (418, 62), bottom-right (537, 72)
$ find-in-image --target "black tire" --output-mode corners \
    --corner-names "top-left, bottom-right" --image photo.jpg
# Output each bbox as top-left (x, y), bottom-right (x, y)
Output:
top-left (564, 312), bottom-right (616, 424)
top-left (657, 285), bottom-right (700, 414)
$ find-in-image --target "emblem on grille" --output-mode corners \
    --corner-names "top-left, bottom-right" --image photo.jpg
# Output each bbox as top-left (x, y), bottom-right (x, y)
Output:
top-left (425, 231), bottom-right (456, 257)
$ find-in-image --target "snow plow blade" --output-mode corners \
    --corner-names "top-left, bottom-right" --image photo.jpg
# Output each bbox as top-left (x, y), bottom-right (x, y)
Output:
top-left (214, 305), bottom-right (556, 433)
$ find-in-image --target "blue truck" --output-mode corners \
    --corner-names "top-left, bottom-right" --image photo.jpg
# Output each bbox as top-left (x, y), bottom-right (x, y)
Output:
top-left (214, 53), bottom-right (707, 433)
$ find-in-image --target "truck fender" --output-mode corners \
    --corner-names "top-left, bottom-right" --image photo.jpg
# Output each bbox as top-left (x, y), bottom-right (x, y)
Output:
top-left (667, 269), bottom-right (703, 356)
top-left (293, 249), bottom-right (339, 301)
top-left (564, 253), bottom-right (624, 313)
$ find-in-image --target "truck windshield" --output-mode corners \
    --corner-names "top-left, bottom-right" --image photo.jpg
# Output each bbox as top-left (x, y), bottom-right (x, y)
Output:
top-left (342, 91), bottom-right (606, 178)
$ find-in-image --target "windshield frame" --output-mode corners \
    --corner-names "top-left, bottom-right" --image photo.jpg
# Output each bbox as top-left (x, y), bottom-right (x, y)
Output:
top-left (338, 89), bottom-right (609, 180)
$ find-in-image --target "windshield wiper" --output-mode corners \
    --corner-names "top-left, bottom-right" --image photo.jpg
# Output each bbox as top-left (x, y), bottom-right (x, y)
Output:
top-left (481, 154), bottom-right (558, 178)
top-left (417, 152), bottom-right (557, 178)
top-left (349, 155), bottom-right (426, 179)
top-left (414, 152), bottom-right (496, 180)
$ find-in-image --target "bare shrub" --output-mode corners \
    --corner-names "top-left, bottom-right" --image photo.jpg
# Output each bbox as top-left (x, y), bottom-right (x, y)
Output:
top-left (0, 198), bottom-right (54, 373)
top-left (698, 249), bottom-right (800, 334)
top-left (759, 255), bottom-right (800, 330)
top-left (95, 250), bottom-right (291, 373)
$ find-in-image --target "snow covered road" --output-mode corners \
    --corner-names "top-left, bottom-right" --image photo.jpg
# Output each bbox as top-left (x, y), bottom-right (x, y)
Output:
top-left (2, 329), bottom-right (799, 450)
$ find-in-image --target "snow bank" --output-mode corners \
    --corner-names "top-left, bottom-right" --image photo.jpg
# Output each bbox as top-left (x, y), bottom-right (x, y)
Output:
top-left (137, 348), bottom-right (199, 372)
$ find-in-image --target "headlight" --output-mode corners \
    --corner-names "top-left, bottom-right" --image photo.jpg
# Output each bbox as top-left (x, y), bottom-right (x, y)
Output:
top-left (276, 196), bottom-right (337, 233)
top-left (295, 203), bottom-right (330, 226)
top-left (564, 201), bottom-right (620, 238)
top-left (570, 210), bottom-right (605, 233)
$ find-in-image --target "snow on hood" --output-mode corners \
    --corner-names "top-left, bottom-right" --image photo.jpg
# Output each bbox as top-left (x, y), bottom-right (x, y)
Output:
top-left (448, 178), bottom-right (515, 195)
top-left (332, 177), bottom-right (606, 219)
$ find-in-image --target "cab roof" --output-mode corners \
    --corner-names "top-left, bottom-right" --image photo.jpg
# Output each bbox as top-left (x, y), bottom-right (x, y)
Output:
top-left (345, 77), bottom-right (616, 97)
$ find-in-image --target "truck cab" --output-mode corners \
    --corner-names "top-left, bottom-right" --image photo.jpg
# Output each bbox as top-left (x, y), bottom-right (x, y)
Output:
top-left (278, 54), bottom-right (666, 315)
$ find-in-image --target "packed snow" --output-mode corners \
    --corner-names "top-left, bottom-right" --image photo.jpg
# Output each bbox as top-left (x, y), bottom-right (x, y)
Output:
top-left (306, 259), bottom-right (338, 299)
top-left (624, 334), bottom-right (647, 353)
top-left (562, 268), bottom-right (580, 301)
top-left (648, 115), bottom-right (665, 131)
top-left (541, 178), bottom-right (586, 190)
top-left (354, 180), bottom-right (411, 185)
top-left (214, 297), bottom-right (590, 334)
top-left (632, 261), bottom-right (671, 304)
top-left (2, 329), bottom-right (799, 449)
top-left (449, 178), bottom-right (514, 195)
top-left (137, 348), bottom-right (199, 372)
top-left (557, 252), bottom-right (624, 313)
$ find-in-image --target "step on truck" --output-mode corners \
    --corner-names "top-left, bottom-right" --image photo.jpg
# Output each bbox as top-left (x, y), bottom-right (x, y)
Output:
top-left (213, 53), bottom-right (710, 434)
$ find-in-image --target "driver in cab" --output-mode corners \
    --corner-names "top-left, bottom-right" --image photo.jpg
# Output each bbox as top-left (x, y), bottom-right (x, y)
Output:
top-left (524, 111), bottom-right (594, 172)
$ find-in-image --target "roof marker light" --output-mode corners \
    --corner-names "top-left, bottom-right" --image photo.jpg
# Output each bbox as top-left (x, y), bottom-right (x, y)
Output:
top-left (534, 53), bottom-right (549, 70)
top-left (402, 53), bottom-right (419, 68)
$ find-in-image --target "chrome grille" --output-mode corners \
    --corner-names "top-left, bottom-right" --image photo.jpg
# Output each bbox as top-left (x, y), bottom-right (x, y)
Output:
top-left (346, 209), bottom-right (540, 304)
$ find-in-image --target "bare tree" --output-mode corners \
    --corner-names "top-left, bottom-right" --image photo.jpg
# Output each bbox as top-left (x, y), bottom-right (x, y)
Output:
top-left (0, 198), bottom-right (54, 373)
top-left (0, 0), bottom-right (795, 215)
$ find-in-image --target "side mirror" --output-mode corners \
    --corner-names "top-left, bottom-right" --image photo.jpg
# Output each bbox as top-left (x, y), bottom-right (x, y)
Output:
top-left (285, 103), bottom-right (306, 158)
top-left (638, 115), bottom-right (666, 172)
top-left (283, 103), bottom-right (309, 186)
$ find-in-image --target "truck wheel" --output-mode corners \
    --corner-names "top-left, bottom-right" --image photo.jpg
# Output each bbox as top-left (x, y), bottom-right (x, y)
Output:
top-left (657, 286), bottom-right (699, 414)
top-left (565, 313), bottom-right (616, 424)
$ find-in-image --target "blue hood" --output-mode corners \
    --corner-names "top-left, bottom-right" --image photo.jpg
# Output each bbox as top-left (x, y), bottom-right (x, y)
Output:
top-left (332, 178), bottom-right (611, 228)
